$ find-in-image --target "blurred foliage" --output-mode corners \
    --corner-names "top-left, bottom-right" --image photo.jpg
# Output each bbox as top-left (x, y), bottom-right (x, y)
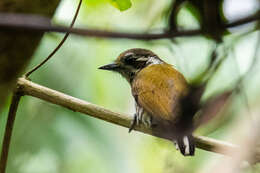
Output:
top-left (108, 0), bottom-right (132, 11)
top-left (0, 0), bottom-right (260, 173)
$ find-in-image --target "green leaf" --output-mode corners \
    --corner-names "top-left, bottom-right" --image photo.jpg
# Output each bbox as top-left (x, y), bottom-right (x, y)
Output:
top-left (108, 0), bottom-right (132, 11)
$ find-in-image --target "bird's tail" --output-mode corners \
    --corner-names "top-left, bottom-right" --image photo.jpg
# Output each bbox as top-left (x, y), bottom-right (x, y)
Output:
top-left (174, 135), bottom-right (195, 156)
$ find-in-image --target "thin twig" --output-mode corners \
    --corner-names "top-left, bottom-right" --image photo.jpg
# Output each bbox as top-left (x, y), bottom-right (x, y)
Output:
top-left (0, 92), bottom-right (22, 173)
top-left (0, 13), bottom-right (259, 40)
top-left (16, 77), bottom-right (240, 156)
top-left (25, 0), bottom-right (82, 77)
top-left (224, 13), bottom-right (260, 28)
top-left (168, 0), bottom-right (184, 32)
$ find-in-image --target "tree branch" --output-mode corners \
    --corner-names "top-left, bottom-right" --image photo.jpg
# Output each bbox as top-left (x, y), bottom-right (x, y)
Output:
top-left (0, 13), bottom-right (259, 40)
top-left (0, 13), bottom-right (200, 39)
top-left (17, 77), bottom-right (239, 156)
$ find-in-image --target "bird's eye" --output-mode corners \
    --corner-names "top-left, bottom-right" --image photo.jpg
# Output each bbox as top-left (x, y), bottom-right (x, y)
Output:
top-left (124, 55), bottom-right (135, 64)
top-left (124, 55), bottom-right (146, 69)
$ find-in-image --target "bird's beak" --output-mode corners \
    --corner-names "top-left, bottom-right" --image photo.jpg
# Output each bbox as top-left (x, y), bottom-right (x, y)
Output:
top-left (98, 63), bottom-right (120, 71)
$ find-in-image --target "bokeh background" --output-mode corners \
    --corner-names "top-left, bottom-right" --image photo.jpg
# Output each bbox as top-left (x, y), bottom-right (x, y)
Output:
top-left (0, 0), bottom-right (259, 172)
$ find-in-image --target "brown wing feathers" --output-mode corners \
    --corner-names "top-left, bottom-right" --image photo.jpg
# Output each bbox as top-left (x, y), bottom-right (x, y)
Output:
top-left (132, 64), bottom-right (189, 123)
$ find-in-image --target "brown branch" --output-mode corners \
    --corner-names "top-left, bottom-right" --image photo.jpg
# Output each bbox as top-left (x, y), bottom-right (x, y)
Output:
top-left (0, 15), bottom-right (200, 39)
top-left (224, 13), bottom-right (260, 28)
top-left (16, 77), bottom-right (239, 156)
top-left (0, 13), bottom-right (259, 40)
top-left (25, 0), bottom-right (82, 77)
top-left (0, 92), bottom-right (22, 173)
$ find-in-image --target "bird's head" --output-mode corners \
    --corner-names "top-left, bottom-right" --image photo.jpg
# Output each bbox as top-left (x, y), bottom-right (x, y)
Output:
top-left (99, 48), bottom-right (164, 83)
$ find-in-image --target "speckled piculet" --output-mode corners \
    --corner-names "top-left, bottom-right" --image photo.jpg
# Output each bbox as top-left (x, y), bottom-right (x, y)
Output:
top-left (99, 48), bottom-right (195, 156)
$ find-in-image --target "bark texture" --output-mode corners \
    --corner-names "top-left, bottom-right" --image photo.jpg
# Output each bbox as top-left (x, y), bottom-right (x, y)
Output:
top-left (0, 0), bottom-right (60, 108)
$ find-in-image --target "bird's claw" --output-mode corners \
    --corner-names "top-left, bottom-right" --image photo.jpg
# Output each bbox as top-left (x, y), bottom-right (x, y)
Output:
top-left (129, 114), bottom-right (137, 133)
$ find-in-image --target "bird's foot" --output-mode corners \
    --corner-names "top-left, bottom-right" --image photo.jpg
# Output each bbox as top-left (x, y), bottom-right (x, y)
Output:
top-left (140, 112), bottom-right (152, 128)
top-left (129, 113), bottom-right (153, 133)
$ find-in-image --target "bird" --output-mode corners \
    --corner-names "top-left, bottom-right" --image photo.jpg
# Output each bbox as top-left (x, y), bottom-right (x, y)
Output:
top-left (99, 48), bottom-right (195, 156)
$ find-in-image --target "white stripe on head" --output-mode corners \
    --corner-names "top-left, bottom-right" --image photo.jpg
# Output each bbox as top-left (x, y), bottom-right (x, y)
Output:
top-left (124, 52), bottom-right (134, 57)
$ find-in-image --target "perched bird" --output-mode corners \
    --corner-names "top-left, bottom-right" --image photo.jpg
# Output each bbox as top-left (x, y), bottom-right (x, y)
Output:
top-left (99, 48), bottom-right (195, 156)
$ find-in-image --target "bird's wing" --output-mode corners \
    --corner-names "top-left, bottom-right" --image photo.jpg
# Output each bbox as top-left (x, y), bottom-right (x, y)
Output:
top-left (132, 64), bottom-right (188, 122)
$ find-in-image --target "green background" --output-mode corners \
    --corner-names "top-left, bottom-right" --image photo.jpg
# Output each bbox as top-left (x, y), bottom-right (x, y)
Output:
top-left (0, 0), bottom-right (259, 172)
